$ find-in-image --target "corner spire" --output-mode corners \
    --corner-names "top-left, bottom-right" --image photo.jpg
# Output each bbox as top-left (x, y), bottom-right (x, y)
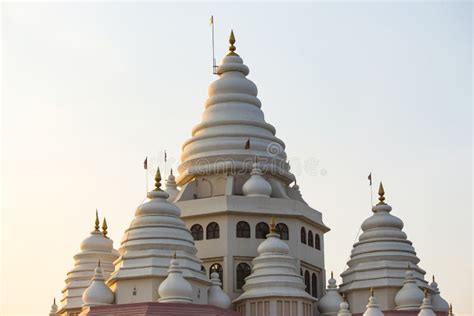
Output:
top-left (270, 216), bottom-right (276, 233)
top-left (102, 217), bottom-right (108, 237)
top-left (153, 167), bottom-right (163, 191)
top-left (227, 29), bottom-right (238, 56)
top-left (95, 209), bottom-right (100, 231)
top-left (377, 182), bottom-right (386, 205)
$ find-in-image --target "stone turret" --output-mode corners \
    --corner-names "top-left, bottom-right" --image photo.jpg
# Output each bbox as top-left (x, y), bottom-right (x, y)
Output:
top-left (208, 272), bottom-right (231, 309)
top-left (82, 261), bottom-right (114, 307)
top-left (429, 276), bottom-right (449, 312)
top-left (158, 256), bottom-right (193, 304)
top-left (395, 268), bottom-right (424, 310)
top-left (49, 298), bottom-right (58, 316)
top-left (363, 289), bottom-right (384, 316)
top-left (318, 272), bottom-right (343, 316)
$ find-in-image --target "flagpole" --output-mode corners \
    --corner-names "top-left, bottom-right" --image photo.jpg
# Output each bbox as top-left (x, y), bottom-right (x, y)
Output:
top-left (210, 15), bottom-right (216, 74)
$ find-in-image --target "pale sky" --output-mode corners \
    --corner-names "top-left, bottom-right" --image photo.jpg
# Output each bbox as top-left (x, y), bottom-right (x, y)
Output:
top-left (1, 2), bottom-right (472, 315)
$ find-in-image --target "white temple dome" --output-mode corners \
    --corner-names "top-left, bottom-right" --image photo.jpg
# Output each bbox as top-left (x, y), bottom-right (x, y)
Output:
top-left (158, 258), bottom-right (193, 304)
top-left (177, 30), bottom-right (293, 186)
top-left (208, 272), bottom-right (231, 309)
top-left (82, 263), bottom-right (115, 307)
top-left (362, 290), bottom-right (384, 316)
top-left (318, 272), bottom-right (343, 316)
top-left (165, 169), bottom-right (180, 202)
top-left (337, 299), bottom-right (352, 316)
top-left (242, 162), bottom-right (272, 197)
top-left (418, 291), bottom-right (436, 316)
top-left (430, 276), bottom-right (449, 312)
top-left (49, 298), bottom-right (58, 316)
top-left (395, 269), bottom-right (425, 310)
top-left (234, 219), bottom-right (315, 304)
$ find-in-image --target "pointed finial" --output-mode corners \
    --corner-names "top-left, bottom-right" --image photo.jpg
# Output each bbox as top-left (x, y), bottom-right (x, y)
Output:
top-left (154, 166), bottom-right (163, 191)
top-left (270, 217), bottom-right (276, 232)
top-left (102, 217), bottom-right (108, 237)
top-left (95, 209), bottom-right (100, 231)
top-left (448, 303), bottom-right (453, 315)
top-left (342, 293), bottom-right (347, 302)
top-left (227, 30), bottom-right (238, 56)
top-left (432, 275), bottom-right (435, 282)
top-left (173, 251), bottom-right (177, 259)
top-left (53, 298), bottom-right (56, 305)
top-left (370, 288), bottom-right (374, 297)
top-left (170, 168), bottom-right (173, 176)
top-left (407, 263), bottom-right (411, 270)
top-left (98, 259), bottom-right (101, 267)
top-left (377, 182), bottom-right (386, 205)
top-left (331, 271), bottom-right (334, 278)
top-left (424, 288), bottom-right (428, 298)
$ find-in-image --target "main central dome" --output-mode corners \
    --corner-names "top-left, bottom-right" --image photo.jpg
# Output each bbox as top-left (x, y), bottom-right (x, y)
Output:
top-left (177, 31), bottom-right (294, 186)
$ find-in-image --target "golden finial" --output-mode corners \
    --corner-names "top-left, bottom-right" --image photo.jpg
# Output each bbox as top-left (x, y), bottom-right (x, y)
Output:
top-left (342, 293), bottom-right (347, 302)
top-left (423, 288), bottom-right (428, 298)
top-left (98, 259), bottom-right (101, 267)
top-left (377, 182), bottom-right (386, 205)
top-left (331, 271), bottom-right (334, 278)
top-left (173, 252), bottom-right (177, 259)
top-left (95, 209), bottom-right (100, 231)
top-left (270, 216), bottom-right (276, 233)
top-left (153, 167), bottom-right (163, 191)
top-left (370, 288), bottom-right (374, 297)
top-left (448, 303), bottom-right (453, 315)
top-left (227, 30), bottom-right (238, 56)
top-left (102, 217), bottom-right (108, 238)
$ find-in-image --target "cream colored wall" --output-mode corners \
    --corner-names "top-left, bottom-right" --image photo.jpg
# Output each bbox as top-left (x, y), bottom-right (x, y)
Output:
top-left (346, 287), bottom-right (400, 313)
top-left (237, 298), bottom-right (314, 316)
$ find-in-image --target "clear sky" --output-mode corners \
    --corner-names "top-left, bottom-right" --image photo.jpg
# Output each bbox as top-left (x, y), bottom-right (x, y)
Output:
top-left (1, 2), bottom-right (472, 315)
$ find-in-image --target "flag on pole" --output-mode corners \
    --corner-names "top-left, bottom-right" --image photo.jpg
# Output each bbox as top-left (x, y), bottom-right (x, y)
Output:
top-left (209, 15), bottom-right (214, 25)
top-left (144, 157), bottom-right (148, 170)
top-left (368, 172), bottom-right (372, 186)
top-left (244, 138), bottom-right (250, 150)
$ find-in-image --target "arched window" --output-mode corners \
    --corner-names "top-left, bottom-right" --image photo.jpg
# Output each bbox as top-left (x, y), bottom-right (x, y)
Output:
top-left (236, 262), bottom-right (252, 290)
top-left (236, 221), bottom-right (250, 238)
top-left (300, 227), bottom-right (306, 244)
top-left (315, 234), bottom-right (321, 250)
top-left (304, 270), bottom-right (310, 294)
top-left (311, 273), bottom-right (318, 298)
top-left (206, 222), bottom-right (220, 239)
top-left (209, 263), bottom-right (223, 287)
top-left (308, 230), bottom-right (314, 247)
top-left (255, 222), bottom-right (270, 239)
top-left (191, 224), bottom-right (203, 241)
top-left (275, 223), bottom-right (289, 240)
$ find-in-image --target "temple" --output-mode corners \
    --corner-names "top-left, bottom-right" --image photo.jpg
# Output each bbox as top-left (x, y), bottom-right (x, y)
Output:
top-left (53, 31), bottom-right (452, 316)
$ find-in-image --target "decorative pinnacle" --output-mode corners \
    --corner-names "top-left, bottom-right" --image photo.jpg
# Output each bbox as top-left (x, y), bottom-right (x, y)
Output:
top-left (102, 217), bottom-right (108, 237)
top-left (98, 259), bottom-right (101, 267)
top-left (331, 271), bottom-right (334, 278)
top-left (153, 167), bottom-right (163, 191)
top-left (270, 216), bottom-right (276, 233)
top-left (448, 303), bottom-right (453, 315)
top-left (432, 275), bottom-right (435, 282)
top-left (170, 168), bottom-right (173, 176)
top-left (370, 288), bottom-right (374, 297)
top-left (173, 251), bottom-right (177, 259)
top-left (377, 182), bottom-right (386, 205)
top-left (424, 288), bottom-right (428, 298)
top-left (227, 30), bottom-right (238, 56)
top-left (95, 209), bottom-right (100, 231)
top-left (342, 293), bottom-right (347, 302)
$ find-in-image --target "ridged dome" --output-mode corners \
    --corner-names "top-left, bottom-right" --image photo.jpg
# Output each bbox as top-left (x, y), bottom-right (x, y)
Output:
top-left (340, 183), bottom-right (428, 301)
top-left (242, 162), bottom-right (272, 197)
top-left (234, 220), bottom-right (315, 304)
top-left (108, 167), bottom-right (208, 292)
top-left (158, 258), bottom-right (193, 304)
top-left (208, 272), bottom-right (231, 309)
top-left (395, 269), bottom-right (424, 310)
top-left (362, 290), bottom-right (384, 316)
top-left (177, 31), bottom-right (293, 186)
top-left (318, 273), bottom-right (343, 316)
top-left (430, 276), bottom-right (449, 312)
top-left (82, 263), bottom-right (115, 307)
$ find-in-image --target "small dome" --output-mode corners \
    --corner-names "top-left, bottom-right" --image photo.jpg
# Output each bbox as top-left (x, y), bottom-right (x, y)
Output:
top-left (256, 230), bottom-right (289, 255)
top-left (430, 276), bottom-right (449, 312)
top-left (158, 258), bottom-right (193, 304)
top-left (418, 291), bottom-right (436, 316)
top-left (49, 298), bottom-right (58, 316)
top-left (165, 169), bottom-right (180, 202)
top-left (318, 272), bottom-right (343, 315)
top-left (208, 272), bottom-right (231, 309)
top-left (395, 270), bottom-right (424, 310)
top-left (362, 290), bottom-right (384, 316)
top-left (80, 230), bottom-right (113, 252)
top-left (242, 163), bottom-right (272, 197)
top-left (337, 299), bottom-right (352, 316)
top-left (82, 263), bottom-right (115, 307)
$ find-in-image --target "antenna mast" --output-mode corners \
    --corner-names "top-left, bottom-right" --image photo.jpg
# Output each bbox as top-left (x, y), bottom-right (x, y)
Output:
top-left (210, 15), bottom-right (217, 75)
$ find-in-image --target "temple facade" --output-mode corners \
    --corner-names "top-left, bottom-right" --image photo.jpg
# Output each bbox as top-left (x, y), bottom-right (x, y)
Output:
top-left (53, 31), bottom-right (452, 316)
